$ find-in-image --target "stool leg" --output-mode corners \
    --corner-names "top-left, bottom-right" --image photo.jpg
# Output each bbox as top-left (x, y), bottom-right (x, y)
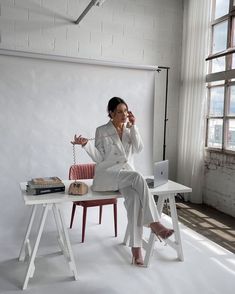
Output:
top-left (82, 206), bottom-right (87, 243)
top-left (70, 203), bottom-right (77, 229)
top-left (113, 203), bottom-right (117, 237)
top-left (99, 205), bottom-right (102, 224)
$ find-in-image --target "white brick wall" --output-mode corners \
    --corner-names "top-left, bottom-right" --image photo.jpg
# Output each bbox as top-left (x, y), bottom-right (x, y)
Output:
top-left (1, 4), bottom-right (28, 21)
top-left (0, 0), bottom-right (183, 64)
top-left (0, 0), bottom-right (183, 180)
top-left (204, 152), bottom-right (235, 217)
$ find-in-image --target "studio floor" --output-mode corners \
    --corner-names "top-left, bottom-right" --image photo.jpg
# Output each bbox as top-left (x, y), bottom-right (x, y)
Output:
top-left (0, 199), bottom-right (234, 294)
top-left (175, 200), bottom-right (235, 254)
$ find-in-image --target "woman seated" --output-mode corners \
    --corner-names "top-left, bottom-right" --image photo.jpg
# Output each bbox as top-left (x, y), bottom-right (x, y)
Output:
top-left (71, 97), bottom-right (174, 266)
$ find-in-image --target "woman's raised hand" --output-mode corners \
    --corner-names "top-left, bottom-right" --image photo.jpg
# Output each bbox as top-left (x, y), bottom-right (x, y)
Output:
top-left (71, 134), bottom-right (88, 147)
top-left (128, 111), bottom-right (136, 125)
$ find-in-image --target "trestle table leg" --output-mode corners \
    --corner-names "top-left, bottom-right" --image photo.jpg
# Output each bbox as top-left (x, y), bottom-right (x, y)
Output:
top-left (22, 204), bottom-right (50, 290)
top-left (19, 205), bottom-right (37, 261)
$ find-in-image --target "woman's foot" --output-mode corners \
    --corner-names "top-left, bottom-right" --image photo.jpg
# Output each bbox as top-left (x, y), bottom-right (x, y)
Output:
top-left (150, 222), bottom-right (174, 240)
top-left (131, 247), bottom-right (144, 267)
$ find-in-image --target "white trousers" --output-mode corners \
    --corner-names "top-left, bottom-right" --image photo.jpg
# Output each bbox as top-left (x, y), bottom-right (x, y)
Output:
top-left (118, 170), bottom-right (160, 247)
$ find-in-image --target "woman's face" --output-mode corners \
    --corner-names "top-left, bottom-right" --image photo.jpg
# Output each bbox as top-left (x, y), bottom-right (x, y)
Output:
top-left (111, 103), bottom-right (128, 124)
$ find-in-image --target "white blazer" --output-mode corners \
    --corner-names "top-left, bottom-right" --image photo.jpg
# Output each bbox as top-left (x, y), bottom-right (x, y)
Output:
top-left (83, 120), bottom-right (143, 191)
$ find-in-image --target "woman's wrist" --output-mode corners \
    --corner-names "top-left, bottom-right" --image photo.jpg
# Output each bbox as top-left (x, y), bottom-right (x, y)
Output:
top-left (82, 142), bottom-right (87, 147)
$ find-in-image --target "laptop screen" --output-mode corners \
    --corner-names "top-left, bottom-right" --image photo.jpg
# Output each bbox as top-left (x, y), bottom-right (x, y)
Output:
top-left (145, 160), bottom-right (169, 188)
top-left (153, 160), bottom-right (169, 187)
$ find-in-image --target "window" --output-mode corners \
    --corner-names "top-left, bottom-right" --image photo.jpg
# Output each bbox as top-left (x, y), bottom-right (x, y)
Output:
top-left (212, 20), bottom-right (228, 53)
top-left (206, 0), bottom-right (235, 152)
top-left (215, 0), bottom-right (230, 18)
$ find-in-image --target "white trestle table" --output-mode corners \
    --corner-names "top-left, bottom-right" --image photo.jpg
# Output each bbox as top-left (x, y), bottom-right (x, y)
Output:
top-left (19, 179), bottom-right (191, 289)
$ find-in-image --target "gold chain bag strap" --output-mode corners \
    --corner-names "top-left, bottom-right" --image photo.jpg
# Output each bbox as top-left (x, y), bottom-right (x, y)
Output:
top-left (68, 144), bottom-right (88, 195)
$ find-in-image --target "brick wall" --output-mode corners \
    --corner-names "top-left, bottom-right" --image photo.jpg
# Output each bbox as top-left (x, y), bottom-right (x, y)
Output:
top-left (0, 0), bottom-right (182, 65)
top-left (204, 152), bottom-right (235, 217)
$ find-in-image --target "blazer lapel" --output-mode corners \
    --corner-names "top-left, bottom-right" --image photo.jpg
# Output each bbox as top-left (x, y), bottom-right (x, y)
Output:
top-left (106, 120), bottom-right (126, 154)
top-left (121, 125), bottom-right (131, 153)
top-left (121, 125), bottom-right (128, 142)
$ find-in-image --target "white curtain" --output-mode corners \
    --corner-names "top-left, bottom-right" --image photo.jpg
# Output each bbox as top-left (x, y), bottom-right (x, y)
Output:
top-left (177, 0), bottom-right (211, 203)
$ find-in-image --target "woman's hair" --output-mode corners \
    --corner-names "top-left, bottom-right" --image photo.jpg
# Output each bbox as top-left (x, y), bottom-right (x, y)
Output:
top-left (107, 97), bottom-right (128, 118)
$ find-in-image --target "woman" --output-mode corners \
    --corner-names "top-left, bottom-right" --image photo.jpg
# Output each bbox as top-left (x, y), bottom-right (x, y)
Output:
top-left (71, 97), bottom-right (173, 266)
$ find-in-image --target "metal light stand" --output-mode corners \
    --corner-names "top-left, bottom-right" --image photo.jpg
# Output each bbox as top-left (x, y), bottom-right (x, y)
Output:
top-left (157, 67), bottom-right (184, 207)
top-left (156, 66), bottom-right (170, 214)
top-left (157, 66), bottom-right (170, 161)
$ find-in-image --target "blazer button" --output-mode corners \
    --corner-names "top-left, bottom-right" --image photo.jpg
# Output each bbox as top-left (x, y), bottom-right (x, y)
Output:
top-left (116, 161), bottom-right (120, 164)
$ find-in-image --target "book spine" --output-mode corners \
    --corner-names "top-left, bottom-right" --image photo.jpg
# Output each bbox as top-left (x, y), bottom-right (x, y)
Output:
top-left (27, 186), bottom-right (65, 195)
top-left (36, 187), bottom-right (65, 194)
top-left (28, 182), bottom-right (65, 189)
top-left (31, 177), bottom-right (62, 186)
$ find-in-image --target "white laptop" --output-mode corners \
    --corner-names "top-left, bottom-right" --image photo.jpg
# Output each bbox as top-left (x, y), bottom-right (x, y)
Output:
top-left (146, 160), bottom-right (169, 188)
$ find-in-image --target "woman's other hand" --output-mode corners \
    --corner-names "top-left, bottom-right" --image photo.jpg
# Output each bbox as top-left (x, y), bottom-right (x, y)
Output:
top-left (71, 135), bottom-right (88, 147)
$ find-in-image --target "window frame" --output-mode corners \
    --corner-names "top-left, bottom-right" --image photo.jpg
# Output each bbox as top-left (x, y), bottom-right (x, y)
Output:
top-left (206, 0), bottom-right (235, 154)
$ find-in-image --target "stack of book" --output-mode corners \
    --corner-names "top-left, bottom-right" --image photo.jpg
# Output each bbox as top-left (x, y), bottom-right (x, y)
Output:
top-left (26, 176), bottom-right (65, 195)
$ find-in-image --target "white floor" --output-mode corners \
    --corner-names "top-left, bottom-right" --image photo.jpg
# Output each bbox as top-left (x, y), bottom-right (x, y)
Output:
top-left (0, 199), bottom-right (235, 294)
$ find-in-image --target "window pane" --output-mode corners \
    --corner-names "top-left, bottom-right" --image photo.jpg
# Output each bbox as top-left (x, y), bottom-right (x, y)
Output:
top-left (211, 56), bottom-right (226, 72)
top-left (212, 21), bottom-right (228, 53)
top-left (227, 119), bottom-right (235, 150)
top-left (215, 0), bottom-right (230, 19)
top-left (232, 53), bottom-right (235, 70)
top-left (207, 119), bottom-right (223, 148)
top-left (233, 17), bottom-right (235, 47)
top-left (209, 86), bottom-right (224, 116)
top-left (228, 86), bottom-right (235, 115)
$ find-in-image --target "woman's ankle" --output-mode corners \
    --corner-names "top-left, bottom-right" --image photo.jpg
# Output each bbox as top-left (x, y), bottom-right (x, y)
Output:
top-left (131, 247), bottom-right (144, 266)
top-left (131, 247), bottom-right (141, 251)
top-left (150, 222), bottom-right (174, 239)
top-left (131, 247), bottom-right (142, 256)
top-left (150, 222), bottom-right (160, 230)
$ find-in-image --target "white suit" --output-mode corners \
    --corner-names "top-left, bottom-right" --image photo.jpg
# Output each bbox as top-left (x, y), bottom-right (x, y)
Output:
top-left (84, 120), bottom-right (160, 247)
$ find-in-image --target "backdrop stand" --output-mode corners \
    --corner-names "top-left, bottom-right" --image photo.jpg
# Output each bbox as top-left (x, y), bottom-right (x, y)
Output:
top-left (155, 66), bottom-right (171, 212)
top-left (157, 66), bottom-right (170, 161)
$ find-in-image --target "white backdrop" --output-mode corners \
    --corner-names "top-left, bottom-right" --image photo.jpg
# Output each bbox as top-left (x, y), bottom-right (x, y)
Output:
top-left (0, 54), bottom-right (155, 240)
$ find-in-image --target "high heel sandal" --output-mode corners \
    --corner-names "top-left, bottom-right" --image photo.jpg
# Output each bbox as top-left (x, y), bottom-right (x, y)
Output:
top-left (131, 248), bottom-right (144, 267)
top-left (150, 222), bottom-right (174, 242)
